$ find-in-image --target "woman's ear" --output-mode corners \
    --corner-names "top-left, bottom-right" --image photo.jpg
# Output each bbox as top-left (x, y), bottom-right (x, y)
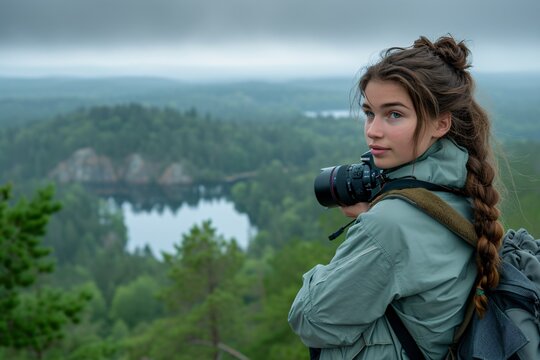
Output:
top-left (433, 112), bottom-right (452, 138)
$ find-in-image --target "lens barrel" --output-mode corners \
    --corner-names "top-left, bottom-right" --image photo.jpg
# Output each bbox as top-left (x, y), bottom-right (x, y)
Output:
top-left (314, 154), bottom-right (381, 208)
top-left (314, 165), bottom-right (367, 207)
top-left (314, 166), bottom-right (347, 207)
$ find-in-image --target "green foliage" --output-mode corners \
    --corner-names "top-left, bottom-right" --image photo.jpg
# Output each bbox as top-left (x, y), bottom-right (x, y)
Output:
top-left (0, 183), bottom-right (60, 315)
top-left (123, 317), bottom-right (188, 360)
top-left (109, 320), bottom-right (129, 341)
top-left (78, 282), bottom-right (107, 324)
top-left (245, 241), bottom-right (335, 359)
top-left (5, 289), bottom-right (92, 356)
top-left (153, 220), bottom-right (248, 359)
top-left (64, 339), bottom-right (119, 360)
top-left (110, 275), bottom-right (164, 329)
top-left (0, 184), bottom-right (92, 358)
top-left (44, 184), bottom-right (127, 267)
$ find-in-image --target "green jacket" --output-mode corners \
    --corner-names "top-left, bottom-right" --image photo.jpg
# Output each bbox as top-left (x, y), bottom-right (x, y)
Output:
top-left (288, 139), bottom-right (476, 359)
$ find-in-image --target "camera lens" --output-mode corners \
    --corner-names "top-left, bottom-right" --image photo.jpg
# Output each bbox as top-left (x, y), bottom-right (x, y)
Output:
top-left (314, 165), bottom-right (363, 207)
top-left (314, 152), bottom-right (381, 208)
top-left (314, 166), bottom-right (338, 207)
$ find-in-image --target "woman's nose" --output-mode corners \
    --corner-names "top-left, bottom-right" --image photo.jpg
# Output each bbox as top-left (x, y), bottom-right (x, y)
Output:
top-left (365, 117), bottom-right (383, 138)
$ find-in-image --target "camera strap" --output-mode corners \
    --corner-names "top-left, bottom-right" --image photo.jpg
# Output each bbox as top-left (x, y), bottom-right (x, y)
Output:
top-left (370, 177), bottom-right (461, 201)
top-left (327, 219), bottom-right (356, 241)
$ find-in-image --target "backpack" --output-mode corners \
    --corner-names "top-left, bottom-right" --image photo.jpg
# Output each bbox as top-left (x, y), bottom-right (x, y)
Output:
top-left (373, 188), bottom-right (540, 360)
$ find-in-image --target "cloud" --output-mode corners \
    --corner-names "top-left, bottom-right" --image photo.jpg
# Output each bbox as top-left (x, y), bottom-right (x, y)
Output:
top-left (1, 0), bottom-right (539, 77)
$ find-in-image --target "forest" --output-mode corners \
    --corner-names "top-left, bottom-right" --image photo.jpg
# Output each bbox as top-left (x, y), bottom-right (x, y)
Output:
top-left (0, 74), bottom-right (539, 359)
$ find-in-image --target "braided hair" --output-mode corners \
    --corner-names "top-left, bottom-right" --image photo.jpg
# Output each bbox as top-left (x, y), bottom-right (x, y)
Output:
top-left (358, 35), bottom-right (504, 317)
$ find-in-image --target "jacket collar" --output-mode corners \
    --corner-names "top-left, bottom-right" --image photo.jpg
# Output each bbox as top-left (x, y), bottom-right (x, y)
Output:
top-left (382, 138), bottom-right (469, 189)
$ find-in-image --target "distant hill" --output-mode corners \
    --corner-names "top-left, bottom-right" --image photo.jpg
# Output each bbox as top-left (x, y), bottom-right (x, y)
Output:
top-left (0, 104), bottom-right (361, 186)
top-left (2, 73), bottom-right (538, 140)
top-left (0, 76), bottom-right (353, 126)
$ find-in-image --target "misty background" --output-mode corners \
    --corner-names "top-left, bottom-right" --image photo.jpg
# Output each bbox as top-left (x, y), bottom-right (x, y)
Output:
top-left (2, 0), bottom-right (539, 79)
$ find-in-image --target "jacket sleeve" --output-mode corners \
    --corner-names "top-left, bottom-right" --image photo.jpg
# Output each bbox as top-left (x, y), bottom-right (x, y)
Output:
top-left (287, 218), bottom-right (398, 348)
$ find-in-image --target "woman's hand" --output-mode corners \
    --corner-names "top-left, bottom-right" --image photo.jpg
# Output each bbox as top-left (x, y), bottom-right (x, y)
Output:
top-left (339, 202), bottom-right (370, 218)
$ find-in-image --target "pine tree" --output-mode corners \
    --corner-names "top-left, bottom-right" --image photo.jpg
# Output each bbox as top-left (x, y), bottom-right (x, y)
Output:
top-left (0, 184), bottom-right (91, 359)
top-left (162, 220), bottom-right (248, 360)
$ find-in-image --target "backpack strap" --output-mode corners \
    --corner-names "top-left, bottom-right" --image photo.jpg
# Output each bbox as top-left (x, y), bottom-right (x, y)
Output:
top-left (449, 288), bottom-right (477, 354)
top-left (370, 188), bottom-right (477, 247)
top-left (371, 188), bottom-right (478, 357)
top-left (386, 304), bottom-right (426, 359)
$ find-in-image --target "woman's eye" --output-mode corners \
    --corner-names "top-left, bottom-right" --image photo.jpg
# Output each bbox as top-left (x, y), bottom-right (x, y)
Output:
top-left (363, 110), bottom-right (375, 119)
top-left (388, 112), bottom-right (402, 119)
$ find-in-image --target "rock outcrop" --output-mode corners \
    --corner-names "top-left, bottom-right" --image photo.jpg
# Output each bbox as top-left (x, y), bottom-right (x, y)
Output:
top-left (121, 153), bottom-right (156, 185)
top-left (49, 148), bottom-right (193, 186)
top-left (49, 148), bottom-right (117, 183)
top-left (158, 163), bottom-right (193, 186)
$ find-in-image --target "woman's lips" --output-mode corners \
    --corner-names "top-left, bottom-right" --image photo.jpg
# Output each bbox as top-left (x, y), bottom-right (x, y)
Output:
top-left (370, 146), bottom-right (389, 156)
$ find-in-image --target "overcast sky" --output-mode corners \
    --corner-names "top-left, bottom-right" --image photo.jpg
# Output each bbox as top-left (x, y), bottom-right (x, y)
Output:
top-left (1, 0), bottom-right (539, 80)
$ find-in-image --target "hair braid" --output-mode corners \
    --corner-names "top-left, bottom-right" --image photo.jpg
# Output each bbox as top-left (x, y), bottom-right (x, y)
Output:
top-left (460, 102), bottom-right (504, 316)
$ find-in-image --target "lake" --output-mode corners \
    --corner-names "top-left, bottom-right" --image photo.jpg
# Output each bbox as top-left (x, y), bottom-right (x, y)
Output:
top-left (122, 197), bottom-right (255, 257)
top-left (304, 109), bottom-right (352, 119)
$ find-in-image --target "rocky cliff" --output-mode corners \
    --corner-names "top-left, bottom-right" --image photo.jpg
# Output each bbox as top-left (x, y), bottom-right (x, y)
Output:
top-left (49, 148), bottom-right (193, 186)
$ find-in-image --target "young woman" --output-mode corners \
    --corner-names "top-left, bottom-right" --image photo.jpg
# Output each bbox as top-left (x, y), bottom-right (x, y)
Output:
top-left (288, 35), bottom-right (504, 359)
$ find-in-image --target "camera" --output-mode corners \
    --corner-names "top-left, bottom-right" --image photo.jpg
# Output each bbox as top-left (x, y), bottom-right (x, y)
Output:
top-left (314, 151), bottom-right (383, 207)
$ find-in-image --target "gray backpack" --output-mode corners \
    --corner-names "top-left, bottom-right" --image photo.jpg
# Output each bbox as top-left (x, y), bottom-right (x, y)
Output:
top-left (374, 189), bottom-right (540, 360)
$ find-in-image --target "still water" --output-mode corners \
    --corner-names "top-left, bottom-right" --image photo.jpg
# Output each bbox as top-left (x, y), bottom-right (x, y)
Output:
top-left (122, 197), bottom-right (255, 256)
top-left (304, 109), bottom-right (352, 118)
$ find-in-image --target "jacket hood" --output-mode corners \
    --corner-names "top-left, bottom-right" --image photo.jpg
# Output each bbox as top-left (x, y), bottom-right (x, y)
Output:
top-left (383, 138), bottom-right (469, 189)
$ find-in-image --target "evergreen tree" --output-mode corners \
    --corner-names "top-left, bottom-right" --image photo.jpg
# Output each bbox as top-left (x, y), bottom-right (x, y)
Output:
top-left (161, 221), bottom-right (248, 360)
top-left (110, 274), bottom-right (164, 329)
top-left (0, 184), bottom-right (91, 359)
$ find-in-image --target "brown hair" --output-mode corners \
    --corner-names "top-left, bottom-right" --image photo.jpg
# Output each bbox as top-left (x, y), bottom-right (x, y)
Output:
top-left (359, 35), bottom-right (503, 316)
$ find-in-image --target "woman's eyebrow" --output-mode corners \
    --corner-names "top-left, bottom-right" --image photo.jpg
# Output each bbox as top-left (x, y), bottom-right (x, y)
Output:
top-left (362, 101), bottom-right (411, 110)
top-left (381, 102), bottom-right (411, 110)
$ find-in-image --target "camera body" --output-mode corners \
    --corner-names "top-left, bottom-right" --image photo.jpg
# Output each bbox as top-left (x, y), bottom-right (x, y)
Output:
top-left (314, 151), bottom-right (383, 207)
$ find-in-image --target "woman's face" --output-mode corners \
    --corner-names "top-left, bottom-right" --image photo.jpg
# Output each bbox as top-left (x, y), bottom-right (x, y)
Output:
top-left (362, 80), bottom-right (444, 169)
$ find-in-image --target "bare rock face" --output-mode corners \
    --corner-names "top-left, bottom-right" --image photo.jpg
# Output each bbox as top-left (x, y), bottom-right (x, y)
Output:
top-left (49, 148), bottom-right (117, 183)
top-left (49, 148), bottom-right (193, 187)
top-left (122, 153), bottom-right (155, 185)
top-left (158, 163), bottom-right (193, 186)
